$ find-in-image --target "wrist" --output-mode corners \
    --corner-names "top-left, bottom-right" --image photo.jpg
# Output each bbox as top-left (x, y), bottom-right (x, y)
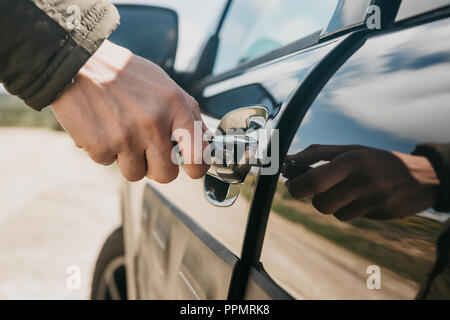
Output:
top-left (77, 40), bottom-right (133, 84)
top-left (392, 151), bottom-right (440, 186)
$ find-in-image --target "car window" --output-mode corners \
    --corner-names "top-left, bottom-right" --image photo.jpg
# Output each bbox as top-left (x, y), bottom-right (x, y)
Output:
top-left (213, 0), bottom-right (339, 75)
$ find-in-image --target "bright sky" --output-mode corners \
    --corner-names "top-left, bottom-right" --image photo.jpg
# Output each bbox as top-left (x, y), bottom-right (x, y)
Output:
top-left (113, 0), bottom-right (226, 70)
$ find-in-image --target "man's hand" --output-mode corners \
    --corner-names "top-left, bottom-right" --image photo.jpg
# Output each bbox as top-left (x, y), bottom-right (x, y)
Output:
top-left (285, 145), bottom-right (440, 221)
top-left (51, 40), bottom-right (209, 183)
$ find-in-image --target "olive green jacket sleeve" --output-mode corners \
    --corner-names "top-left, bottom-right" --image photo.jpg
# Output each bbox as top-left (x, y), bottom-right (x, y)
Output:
top-left (0, 0), bottom-right (120, 110)
top-left (413, 143), bottom-right (450, 212)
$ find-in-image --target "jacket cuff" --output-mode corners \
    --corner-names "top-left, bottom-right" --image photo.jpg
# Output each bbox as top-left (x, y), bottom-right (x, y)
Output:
top-left (3, 0), bottom-right (120, 111)
top-left (413, 144), bottom-right (450, 212)
top-left (32, 0), bottom-right (120, 56)
top-left (28, 0), bottom-right (120, 110)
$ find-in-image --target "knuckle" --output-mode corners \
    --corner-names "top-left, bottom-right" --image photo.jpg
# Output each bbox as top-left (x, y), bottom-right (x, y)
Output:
top-left (115, 128), bottom-right (133, 149)
top-left (334, 158), bottom-right (354, 181)
top-left (358, 151), bottom-right (372, 165)
top-left (343, 151), bottom-right (360, 165)
top-left (189, 96), bottom-right (200, 110)
top-left (141, 112), bottom-right (166, 136)
top-left (91, 148), bottom-right (108, 162)
top-left (141, 112), bottom-right (159, 128)
top-left (89, 149), bottom-right (112, 165)
top-left (145, 122), bottom-right (168, 148)
top-left (95, 145), bottom-right (110, 158)
top-left (165, 87), bottom-right (185, 107)
top-left (341, 151), bottom-right (364, 173)
top-left (356, 149), bottom-right (374, 165)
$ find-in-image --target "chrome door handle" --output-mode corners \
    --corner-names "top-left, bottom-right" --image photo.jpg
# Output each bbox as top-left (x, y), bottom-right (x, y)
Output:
top-left (204, 106), bottom-right (269, 207)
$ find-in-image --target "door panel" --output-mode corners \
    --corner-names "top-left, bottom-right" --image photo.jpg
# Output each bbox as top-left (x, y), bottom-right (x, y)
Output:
top-left (244, 266), bottom-right (292, 300)
top-left (135, 186), bottom-right (237, 299)
top-left (259, 17), bottom-right (450, 299)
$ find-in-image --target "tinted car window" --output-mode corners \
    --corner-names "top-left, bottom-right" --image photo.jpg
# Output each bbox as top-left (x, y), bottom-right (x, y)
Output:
top-left (213, 0), bottom-right (338, 74)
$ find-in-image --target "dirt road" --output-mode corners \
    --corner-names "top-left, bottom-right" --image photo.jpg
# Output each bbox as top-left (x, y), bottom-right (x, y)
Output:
top-left (0, 128), bottom-right (121, 299)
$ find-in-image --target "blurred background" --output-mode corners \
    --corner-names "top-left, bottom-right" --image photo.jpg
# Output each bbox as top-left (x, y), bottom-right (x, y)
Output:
top-left (0, 0), bottom-right (225, 299)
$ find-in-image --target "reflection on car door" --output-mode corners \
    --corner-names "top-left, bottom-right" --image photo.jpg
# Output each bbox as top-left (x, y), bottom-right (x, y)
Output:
top-left (258, 17), bottom-right (450, 300)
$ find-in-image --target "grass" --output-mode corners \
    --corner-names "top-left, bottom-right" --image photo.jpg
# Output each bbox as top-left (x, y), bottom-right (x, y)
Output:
top-left (0, 94), bottom-right (62, 130)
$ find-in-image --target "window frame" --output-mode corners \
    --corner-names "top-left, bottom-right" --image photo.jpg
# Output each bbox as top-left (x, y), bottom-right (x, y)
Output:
top-left (212, 0), bottom-right (340, 76)
top-left (192, 0), bottom-right (383, 89)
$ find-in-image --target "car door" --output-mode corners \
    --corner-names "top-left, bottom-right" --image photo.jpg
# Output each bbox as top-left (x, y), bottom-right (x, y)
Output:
top-left (254, 6), bottom-right (450, 300)
top-left (126, 0), bottom-right (377, 299)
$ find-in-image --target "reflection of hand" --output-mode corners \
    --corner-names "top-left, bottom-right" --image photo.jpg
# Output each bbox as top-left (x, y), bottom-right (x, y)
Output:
top-left (51, 40), bottom-right (209, 183)
top-left (285, 145), bottom-right (440, 221)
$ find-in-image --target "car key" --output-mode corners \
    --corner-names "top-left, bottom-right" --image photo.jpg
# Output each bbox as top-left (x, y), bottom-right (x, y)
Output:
top-left (280, 160), bottom-right (312, 180)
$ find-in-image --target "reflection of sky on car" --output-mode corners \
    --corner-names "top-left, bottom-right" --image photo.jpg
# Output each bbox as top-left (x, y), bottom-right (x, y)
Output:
top-left (287, 17), bottom-right (450, 177)
top-left (214, 0), bottom-right (338, 74)
top-left (113, 0), bottom-right (226, 71)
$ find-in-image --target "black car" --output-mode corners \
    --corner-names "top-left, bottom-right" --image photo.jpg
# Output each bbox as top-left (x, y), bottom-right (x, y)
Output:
top-left (90, 0), bottom-right (450, 300)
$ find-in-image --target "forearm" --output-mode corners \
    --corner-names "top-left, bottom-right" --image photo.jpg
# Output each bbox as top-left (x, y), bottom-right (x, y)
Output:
top-left (0, 0), bottom-right (119, 110)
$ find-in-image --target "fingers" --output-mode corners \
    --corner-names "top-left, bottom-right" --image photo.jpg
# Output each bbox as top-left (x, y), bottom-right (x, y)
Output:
top-left (87, 150), bottom-right (117, 166)
top-left (286, 159), bottom-right (351, 200)
top-left (286, 144), bottom-right (364, 165)
top-left (171, 105), bottom-right (209, 180)
top-left (145, 140), bottom-right (180, 184)
top-left (312, 178), bottom-right (362, 214)
top-left (284, 144), bottom-right (439, 222)
top-left (334, 197), bottom-right (380, 221)
top-left (117, 151), bottom-right (147, 182)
